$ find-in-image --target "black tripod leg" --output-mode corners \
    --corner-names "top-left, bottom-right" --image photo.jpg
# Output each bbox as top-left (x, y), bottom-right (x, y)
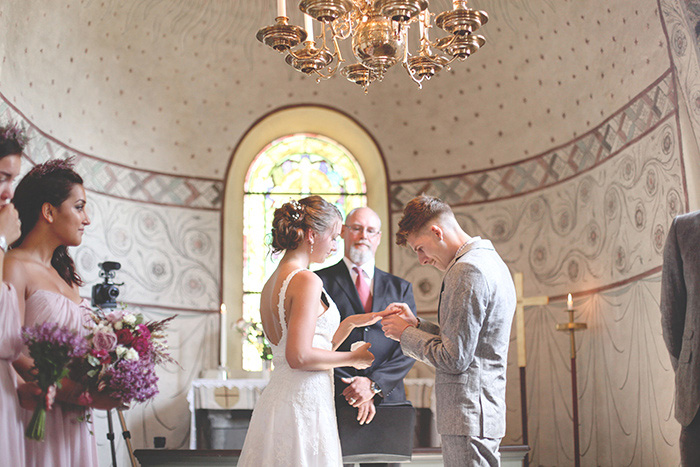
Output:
top-left (106, 409), bottom-right (118, 467)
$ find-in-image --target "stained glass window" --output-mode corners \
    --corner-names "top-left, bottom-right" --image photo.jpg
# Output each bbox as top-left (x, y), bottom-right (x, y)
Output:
top-left (241, 133), bottom-right (367, 370)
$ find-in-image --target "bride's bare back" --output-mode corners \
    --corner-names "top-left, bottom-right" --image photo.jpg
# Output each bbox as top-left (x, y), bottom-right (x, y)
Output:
top-left (259, 264), bottom-right (327, 346)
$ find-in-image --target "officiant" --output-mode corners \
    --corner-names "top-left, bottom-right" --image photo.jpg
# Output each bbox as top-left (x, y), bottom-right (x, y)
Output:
top-left (316, 207), bottom-right (417, 466)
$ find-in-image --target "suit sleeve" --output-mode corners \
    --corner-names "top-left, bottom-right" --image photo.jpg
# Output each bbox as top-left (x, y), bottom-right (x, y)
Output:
top-left (367, 281), bottom-right (418, 397)
top-left (661, 216), bottom-right (687, 371)
top-left (401, 263), bottom-right (488, 374)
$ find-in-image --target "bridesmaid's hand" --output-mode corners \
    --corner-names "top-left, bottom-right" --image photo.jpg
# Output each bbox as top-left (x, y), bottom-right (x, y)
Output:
top-left (86, 391), bottom-right (128, 411)
top-left (17, 382), bottom-right (43, 411)
top-left (0, 202), bottom-right (21, 245)
top-left (350, 342), bottom-right (374, 370)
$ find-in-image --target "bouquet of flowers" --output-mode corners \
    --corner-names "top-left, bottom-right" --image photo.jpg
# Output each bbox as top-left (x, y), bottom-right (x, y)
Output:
top-left (71, 308), bottom-right (175, 406)
top-left (22, 322), bottom-right (88, 441)
top-left (235, 318), bottom-right (272, 361)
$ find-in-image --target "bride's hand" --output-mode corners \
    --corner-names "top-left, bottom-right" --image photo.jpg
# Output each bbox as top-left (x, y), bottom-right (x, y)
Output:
top-left (342, 312), bottom-right (382, 329)
top-left (350, 342), bottom-right (374, 370)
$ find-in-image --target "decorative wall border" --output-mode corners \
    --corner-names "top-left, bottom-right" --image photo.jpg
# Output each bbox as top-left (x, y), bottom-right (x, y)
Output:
top-left (0, 95), bottom-right (224, 211)
top-left (389, 69), bottom-right (678, 212)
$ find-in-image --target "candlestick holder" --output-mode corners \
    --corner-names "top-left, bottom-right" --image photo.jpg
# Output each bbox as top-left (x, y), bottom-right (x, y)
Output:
top-left (556, 306), bottom-right (587, 467)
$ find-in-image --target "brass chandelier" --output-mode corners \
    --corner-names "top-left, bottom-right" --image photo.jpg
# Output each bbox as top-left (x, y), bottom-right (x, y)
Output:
top-left (256, 0), bottom-right (487, 92)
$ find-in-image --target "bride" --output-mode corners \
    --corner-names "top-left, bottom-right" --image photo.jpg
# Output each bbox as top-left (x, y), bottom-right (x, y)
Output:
top-left (238, 196), bottom-right (380, 467)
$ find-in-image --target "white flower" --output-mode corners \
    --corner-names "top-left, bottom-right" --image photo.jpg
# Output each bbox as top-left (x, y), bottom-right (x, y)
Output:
top-left (114, 321), bottom-right (123, 331)
top-left (124, 348), bottom-right (139, 361)
top-left (123, 314), bottom-right (136, 326)
top-left (116, 345), bottom-right (128, 358)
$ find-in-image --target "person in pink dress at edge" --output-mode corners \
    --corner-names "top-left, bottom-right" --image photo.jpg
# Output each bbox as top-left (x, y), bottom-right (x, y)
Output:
top-left (0, 123), bottom-right (31, 467)
top-left (6, 157), bottom-right (123, 467)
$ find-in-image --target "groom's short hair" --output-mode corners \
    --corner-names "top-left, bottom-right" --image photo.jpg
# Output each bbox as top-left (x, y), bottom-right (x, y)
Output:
top-left (395, 195), bottom-right (454, 246)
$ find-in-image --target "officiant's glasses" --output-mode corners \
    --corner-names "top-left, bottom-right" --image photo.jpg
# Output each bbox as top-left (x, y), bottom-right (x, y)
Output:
top-left (345, 224), bottom-right (380, 237)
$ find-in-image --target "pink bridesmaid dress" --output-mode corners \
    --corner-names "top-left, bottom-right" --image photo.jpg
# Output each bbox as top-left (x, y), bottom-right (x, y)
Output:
top-left (23, 290), bottom-right (99, 467)
top-left (0, 283), bottom-right (25, 466)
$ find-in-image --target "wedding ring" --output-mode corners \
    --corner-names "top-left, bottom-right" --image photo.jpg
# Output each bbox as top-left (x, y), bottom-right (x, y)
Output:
top-left (349, 398), bottom-right (356, 404)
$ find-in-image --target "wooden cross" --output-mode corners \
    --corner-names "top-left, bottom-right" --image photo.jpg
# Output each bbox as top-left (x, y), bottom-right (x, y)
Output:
top-left (214, 386), bottom-right (240, 409)
top-left (513, 272), bottom-right (549, 459)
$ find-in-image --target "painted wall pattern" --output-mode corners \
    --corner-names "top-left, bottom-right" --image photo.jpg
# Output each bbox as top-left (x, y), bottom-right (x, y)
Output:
top-left (0, 99), bottom-right (224, 210)
top-left (390, 70), bottom-right (677, 212)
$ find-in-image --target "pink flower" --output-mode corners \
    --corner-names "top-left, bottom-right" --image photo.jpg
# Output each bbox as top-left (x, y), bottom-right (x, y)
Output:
top-left (133, 337), bottom-right (151, 355)
top-left (90, 348), bottom-right (111, 364)
top-left (137, 324), bottom-right (151, 340)
top-left (93, 329), bottom-right (118, 351)
top-left (105, 309), bottom-right (124, 324)
top-left (78, 391), bottom-right (93, 406)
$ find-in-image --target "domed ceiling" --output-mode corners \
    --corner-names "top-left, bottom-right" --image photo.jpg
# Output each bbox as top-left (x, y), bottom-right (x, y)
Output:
top-left (0, 0), bottom-right (668, 180)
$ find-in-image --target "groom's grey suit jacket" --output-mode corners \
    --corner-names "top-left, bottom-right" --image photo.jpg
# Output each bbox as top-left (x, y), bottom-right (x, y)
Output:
top-left (661, 210), bottom-right (700, 427)
top-left (400, 238), bottom-right (516, 438)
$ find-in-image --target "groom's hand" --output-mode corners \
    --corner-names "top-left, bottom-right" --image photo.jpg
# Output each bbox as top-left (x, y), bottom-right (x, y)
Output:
top-left (356, 399), bottom-right (376, 425)
top-left (341, 376), bottom-right (374, 407)
top-left (381, 314), bottom-right (413, 341)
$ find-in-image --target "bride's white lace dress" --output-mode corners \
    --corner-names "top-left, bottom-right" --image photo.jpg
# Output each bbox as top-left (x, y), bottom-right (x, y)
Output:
top-left (238, 269), bottom-right (343, 466)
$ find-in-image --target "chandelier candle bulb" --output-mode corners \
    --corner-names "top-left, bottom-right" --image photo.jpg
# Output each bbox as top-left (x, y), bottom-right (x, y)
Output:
top-left (277, 0), bottom-right (286, 17)
top-left (304, 13), bottom-right (314, 41)
top-left (567, 294), bottom-right (573, 311)
top-left (219, 303), bottom-right (227, 368)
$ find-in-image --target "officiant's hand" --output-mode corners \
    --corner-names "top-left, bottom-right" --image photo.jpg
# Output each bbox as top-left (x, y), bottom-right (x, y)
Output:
top-left (341, 376), bottom-right (374, 407)
top-left (356, 399), bottom-right (376, 425)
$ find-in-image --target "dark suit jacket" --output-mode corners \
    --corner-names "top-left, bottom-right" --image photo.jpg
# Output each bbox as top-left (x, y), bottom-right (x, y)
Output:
top-left (316, 260), bottom-right (417, 405)
top-left (661, 211), bottom-right (700, 427)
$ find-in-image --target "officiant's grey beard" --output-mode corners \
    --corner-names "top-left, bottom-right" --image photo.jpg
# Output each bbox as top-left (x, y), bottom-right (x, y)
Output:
top-left (348, 242), bottom-right (373, 265)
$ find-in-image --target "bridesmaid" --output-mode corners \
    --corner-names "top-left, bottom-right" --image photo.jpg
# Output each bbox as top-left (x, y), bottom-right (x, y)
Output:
top-left (6, 158), bottom-right (120, 467)
top-left (0, 123), bottom-right (27, 467)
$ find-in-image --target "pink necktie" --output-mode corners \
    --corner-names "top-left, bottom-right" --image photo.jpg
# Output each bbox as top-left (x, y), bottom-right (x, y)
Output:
top-left (354, 266), bottom-right (372, 313)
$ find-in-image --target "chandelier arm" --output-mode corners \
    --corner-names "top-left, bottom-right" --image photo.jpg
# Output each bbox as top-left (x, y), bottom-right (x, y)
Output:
top-left (402, 61), bottom-right (425, 89)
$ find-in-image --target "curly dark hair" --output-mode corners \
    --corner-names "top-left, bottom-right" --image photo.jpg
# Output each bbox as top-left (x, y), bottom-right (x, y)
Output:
top-left (270, 196), bottom-right (342, 254)
top-left (12, 157), bottom-right (85, 286)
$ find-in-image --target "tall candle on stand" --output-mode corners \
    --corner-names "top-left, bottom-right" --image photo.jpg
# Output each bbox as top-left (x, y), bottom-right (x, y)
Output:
top-left (219, 303), bottom-right (227, 368)
top-left (567, 293), bottom-right (573, 310)
top-left (277, 0), bottom-right (286, 17)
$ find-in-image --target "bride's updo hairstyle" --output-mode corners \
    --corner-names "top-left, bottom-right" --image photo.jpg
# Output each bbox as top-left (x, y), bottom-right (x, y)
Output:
top-left (12, 157), bottom-right (85, 287)
top-left (271, 195), bottom-right (341, 254)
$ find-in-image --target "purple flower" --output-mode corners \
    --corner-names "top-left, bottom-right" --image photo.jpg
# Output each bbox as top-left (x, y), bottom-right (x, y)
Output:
top-left (104, 358), bottom-right (159, 403)
top-left (92, 329), bottom-right (118, 351)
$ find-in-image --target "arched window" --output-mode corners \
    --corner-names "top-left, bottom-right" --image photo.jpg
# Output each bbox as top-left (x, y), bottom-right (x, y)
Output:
top-left (240, 133), bottom-right (367, 370)
top-left (223, 105), bottom-right (388, 374)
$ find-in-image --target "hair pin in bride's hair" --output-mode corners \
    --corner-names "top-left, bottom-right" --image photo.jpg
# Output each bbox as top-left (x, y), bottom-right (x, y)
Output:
top-left (289, 199), bottom-right (302, 221)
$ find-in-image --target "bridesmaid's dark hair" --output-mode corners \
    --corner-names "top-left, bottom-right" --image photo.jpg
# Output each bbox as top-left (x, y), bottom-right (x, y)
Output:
top-left (12, 158), bottom-right (85, 286)
top-left (270, 195), bottom-right (342, 254)
top-left (0, 122), bottom-right (28, 159)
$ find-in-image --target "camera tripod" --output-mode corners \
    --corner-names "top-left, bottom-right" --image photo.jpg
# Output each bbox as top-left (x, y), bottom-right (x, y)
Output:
top-left (106, 409), bottom-right (137, 467)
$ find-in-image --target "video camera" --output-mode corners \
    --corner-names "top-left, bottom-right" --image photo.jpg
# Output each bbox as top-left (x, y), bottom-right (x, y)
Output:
top-left (92, 261), bottom-right (122, 309)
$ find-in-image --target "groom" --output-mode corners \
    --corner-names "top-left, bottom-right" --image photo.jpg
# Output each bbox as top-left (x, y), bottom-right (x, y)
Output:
top-left (316, 206), bottom-right (417, 465)
top-left (381, 195), bottom-right (516, 467)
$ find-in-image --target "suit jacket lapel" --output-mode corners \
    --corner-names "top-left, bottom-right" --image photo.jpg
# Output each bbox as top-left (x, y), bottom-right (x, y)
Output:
top-left (371, 268), bottom-right (390, 313)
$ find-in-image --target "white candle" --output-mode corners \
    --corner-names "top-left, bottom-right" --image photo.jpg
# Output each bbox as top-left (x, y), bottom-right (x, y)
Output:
top-left (219, 303), bottom-right (227, 367)
top-left (567, 294), bottom-right (573, 311)
top-left (304, 14), bottom-right (314, 41)
top-left (277, 0), bottom-right (286, 17)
